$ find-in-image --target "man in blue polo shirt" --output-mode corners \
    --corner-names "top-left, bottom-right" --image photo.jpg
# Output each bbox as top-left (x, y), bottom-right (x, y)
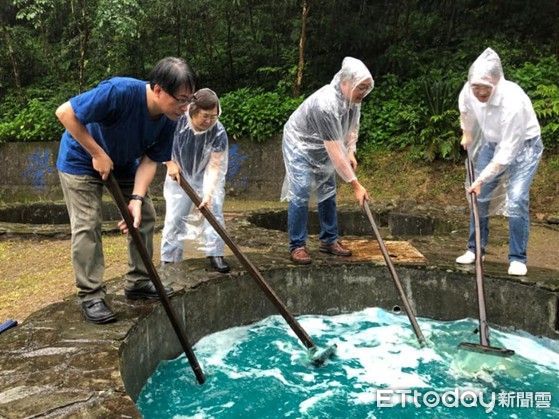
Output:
top-left (56, 57), bottom-right (195, 324)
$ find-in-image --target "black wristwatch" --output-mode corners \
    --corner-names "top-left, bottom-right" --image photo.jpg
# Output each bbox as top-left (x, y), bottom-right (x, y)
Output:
top-left (130, 194), bottom-right (145, 203)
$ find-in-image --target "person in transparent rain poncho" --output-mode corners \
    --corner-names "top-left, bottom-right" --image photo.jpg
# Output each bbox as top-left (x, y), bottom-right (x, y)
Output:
top-left (455, 48), bottom-right (543, 276)
top-left (160, 88), bottom-right (231, 273)
top-left (281, 57), bottom-right (373, 264)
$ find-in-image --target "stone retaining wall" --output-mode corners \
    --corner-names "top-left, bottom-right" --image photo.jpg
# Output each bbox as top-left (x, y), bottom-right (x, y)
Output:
top-left (0, 139), bottom-right (285, 203)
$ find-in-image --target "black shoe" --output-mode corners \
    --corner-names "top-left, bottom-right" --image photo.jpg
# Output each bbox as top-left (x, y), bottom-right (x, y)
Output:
top-left (81, 298), bottom-right (116, 324)
top-left (208, 256), bottom-right (230, 273)
top-left (125, 281), bottom-right (175, 300)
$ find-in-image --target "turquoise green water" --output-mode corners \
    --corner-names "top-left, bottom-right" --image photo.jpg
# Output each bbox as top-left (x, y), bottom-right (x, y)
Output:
top-left (137, 308), bottom-right (559, 418)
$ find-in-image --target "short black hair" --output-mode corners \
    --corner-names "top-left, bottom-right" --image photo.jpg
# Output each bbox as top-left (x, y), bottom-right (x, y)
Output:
top-left (149, 57), bottom-right (195, 95)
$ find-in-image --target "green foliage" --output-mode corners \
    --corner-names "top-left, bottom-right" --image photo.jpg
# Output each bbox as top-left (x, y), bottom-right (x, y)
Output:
top-left (416, 109), bottom-right (461, 162)
top-left (0, 98), bottom-right (61, 143)
top-left (1, 0), bottom-right (558, 160)
top-left (0, 81), bottom-right (76, 143)
top-left (360, 71), bottom-right (462, 162)
top-left (508, 56), bottom-right (559, 95)
top-left (509, 56), bottom-right (559, 151)
top-left (219, 88), bottom-right (303, 142)
top-left (93, 0), bottom-right (145, 75)
top-left (532, 84), bottom-right (559, 151)
top-left (13, 0), bottom-right (54, 29)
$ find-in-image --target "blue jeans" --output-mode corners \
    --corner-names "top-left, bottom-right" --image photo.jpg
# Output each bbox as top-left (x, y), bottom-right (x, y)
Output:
top-left (288, 173), bottom-right (338, 252)
top-left (467, 136), bottom-right (543, 263)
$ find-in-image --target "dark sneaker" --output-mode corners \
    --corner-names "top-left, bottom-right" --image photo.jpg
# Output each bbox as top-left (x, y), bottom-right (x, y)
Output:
top-left (208, 256), bottom-right (231, 273)
top-left (319, 240), bottom-right (352, 257)
top-left (81, 298), bottom-right (116, 324)
top-left (290, 246), bottom-right (311, 264)
top-left (125, 281), bottom-right (175, 300)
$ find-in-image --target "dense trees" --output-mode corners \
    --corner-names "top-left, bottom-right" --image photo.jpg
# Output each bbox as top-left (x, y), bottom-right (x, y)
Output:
top-left (0, 0), bottom-right (558, 157)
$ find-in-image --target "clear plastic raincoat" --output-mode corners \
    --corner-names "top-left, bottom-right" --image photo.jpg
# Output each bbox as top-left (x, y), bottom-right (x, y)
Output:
top-left (160, 106), bottom-right (228, 262)
top-left (459, 48), bottom-right (542, 217)
top-left (281, 57), bottom-right (373, 206)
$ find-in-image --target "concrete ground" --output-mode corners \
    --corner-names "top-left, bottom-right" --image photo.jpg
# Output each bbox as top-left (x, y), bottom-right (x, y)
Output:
top-left (1, 200), bottom-right (558, 323)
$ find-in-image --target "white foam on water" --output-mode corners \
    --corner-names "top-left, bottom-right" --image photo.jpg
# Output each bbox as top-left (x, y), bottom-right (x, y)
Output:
top-left (325, 314), bottom-right (442, 389)
top-left (293, 372), bottom-right (315, 383)
top-left (298, 389), bottom-right (336, 414)
top-left (298, 316), bottom-right (330, 334)
top-left (173, 412), bottom-right (206, 419)
top-left (349, 388), bottom-right (376, 404)
top-left (340, 341), bottom-right (430, 388)
top-left (332, 307), bottom-right (407, 326)
top-left (493, 331), bottom-right (559, 372)
top-left (195, 326), bottom-right (249, 368)
top-left (138, 308), bottom-right (559, 418)
top-left (227, 366), bottom-right (291, 386)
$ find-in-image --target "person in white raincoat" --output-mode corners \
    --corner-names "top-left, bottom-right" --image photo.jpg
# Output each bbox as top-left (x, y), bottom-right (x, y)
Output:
top-left (161, 88), bottom-right (230, 273)
top-left (281, 57), bottom-right (373, 264)
top-left (455, 48), bottom-right (543, 276)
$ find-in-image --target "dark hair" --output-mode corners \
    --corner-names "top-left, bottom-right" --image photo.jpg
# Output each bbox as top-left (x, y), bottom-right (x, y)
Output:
top-left (188, 88), bottom-right (220, 116)
top-left (149, 57), bottom-right (195, 95)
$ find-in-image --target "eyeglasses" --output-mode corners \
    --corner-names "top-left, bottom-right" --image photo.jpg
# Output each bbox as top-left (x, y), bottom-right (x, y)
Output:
top-left (471, 85), bottom-right (492, 93)
top-left (168, 91), bottom-right (194, 106)
top-left (355, 83), bottom-right (371, 93)
top-left (200, 112), bottom-right (219, 122)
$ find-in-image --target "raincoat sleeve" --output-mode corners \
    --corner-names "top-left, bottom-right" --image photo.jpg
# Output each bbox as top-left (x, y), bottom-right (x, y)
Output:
top-left (324, 141), bottom-right (357, 182)
top-left (202, 127), bottom-right (228, 201)
top-left (475, 109), bottom-right (526, 185)
top-left (458, 84), bottom-right (478, 144)
top-left (491, 107), bottom-right (529, 167)
top-left (345, 112), bottom-right (360, 154)
top-left (203, 151), bottom-right (226, 199)
top-left (313, 106), bottom-right (356, 182)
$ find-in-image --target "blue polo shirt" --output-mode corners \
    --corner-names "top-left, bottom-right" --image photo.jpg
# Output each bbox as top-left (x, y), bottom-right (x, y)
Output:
top-left (56, 77), bottom-right (176, 179)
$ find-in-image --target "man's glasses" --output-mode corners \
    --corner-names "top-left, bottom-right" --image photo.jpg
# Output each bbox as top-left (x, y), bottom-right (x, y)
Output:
top-left (169, 91), bottom-right (194, 106)
top-left (354, 83), bottom-right (371, 93)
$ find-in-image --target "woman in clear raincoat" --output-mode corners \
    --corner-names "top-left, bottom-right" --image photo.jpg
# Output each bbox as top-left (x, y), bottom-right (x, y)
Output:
top-left (281, 57), bottom-right (373, 264)
top-left (160, 88), bottom-right (230, 273)
top-left (455, 48), bottom-right (543, 276)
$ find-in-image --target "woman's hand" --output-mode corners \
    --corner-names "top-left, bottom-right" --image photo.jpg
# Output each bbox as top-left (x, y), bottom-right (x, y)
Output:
top-left (198, 194), bottom-right (212, 210)
top-left (166, 160), bottom-right (180, 181)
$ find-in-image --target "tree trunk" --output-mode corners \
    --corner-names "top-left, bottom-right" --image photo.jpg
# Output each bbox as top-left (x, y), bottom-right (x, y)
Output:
top-left (293, 0), bottom-right (309, 97)
top-left (226, 14), bottom-right (235, 85)
top-left (1, 24), bottom-right (23, 98)
top-left (174, 0), bottom-right (181, 57)
top-left (77, 0), bottom-right (90, 91)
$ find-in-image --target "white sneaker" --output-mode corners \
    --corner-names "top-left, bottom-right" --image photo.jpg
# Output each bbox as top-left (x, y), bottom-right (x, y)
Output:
top-left (456, 250), bottom-right (476, 264)
top-left (508, 261), bottom-right (527, 276)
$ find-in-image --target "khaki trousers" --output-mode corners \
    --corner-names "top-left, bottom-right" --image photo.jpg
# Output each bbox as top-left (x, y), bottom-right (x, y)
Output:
top-left (58, 171), bottom-right (155, 302)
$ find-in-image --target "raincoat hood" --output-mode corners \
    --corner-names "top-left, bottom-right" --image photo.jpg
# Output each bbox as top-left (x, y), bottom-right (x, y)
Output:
top-left (331, 57), bottom-right (374, 103)
top-left (186, 88), bottom-right (222, 135)
top-left (467, 48), bottom-right (504, 88)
